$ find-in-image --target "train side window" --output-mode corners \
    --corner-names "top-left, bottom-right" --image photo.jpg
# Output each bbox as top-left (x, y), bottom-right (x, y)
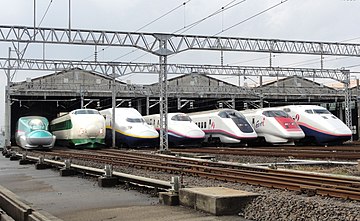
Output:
top-left (252, 118), bottom-right (255, 125)
top-left (209, 119), bottom-right (211, 125)
top-left (204, 122), bottom-right (207, 128)
top-left (305, 110), bottom-right (313, 114)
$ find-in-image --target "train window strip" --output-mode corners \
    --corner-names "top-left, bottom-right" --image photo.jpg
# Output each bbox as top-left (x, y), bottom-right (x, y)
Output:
top-left (50, 120), bottom-right (73, 131)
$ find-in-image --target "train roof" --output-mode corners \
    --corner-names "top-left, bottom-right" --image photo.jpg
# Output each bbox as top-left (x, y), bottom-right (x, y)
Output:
top-left (240, 107), bottom-right (286, 114)
top-left (187, 108), bottom-right (237, 116)
top-left (144, 112), bottom-right (187, 118)
top-left (281, 105), bottom-right (327, 110)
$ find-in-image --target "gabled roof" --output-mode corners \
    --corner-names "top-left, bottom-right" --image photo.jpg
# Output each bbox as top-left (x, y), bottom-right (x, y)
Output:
top-left (258, 75), bottom-right (336, 91)
top-left (12, 68), bottom-right (125, 85)
top-left (149, 72), bottom-right (239, 88)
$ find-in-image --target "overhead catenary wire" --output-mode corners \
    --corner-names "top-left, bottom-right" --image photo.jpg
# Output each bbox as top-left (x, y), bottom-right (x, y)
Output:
top-left (131, 0), bottom-right (248, 62)
top-left (80, 1), bottom-right (192, 62)
top-left (7, 0), bottom-right (55, 79)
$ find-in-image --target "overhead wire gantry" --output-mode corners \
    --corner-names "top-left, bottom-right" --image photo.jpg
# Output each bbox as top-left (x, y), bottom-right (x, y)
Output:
top-left (1, 25), bottom-right (359, 150)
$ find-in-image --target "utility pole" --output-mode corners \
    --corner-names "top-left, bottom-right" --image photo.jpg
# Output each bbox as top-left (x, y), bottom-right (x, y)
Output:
top-left (5, 47), bottom-right (11, 148)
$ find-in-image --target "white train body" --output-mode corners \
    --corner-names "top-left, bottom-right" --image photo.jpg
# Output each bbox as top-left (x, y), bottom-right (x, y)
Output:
top-left (100, 108), bottom-right (159, 147)
top-left (144, 113), bottom-right (205, 147)
top-left (281, 105), bottom-right (352, 145)
top-left (189, 109), bottom-right (257, 144)
top-left (241, 108), bottom-right (305, 145)
top-left (50, 109), bottom-right (105, 148)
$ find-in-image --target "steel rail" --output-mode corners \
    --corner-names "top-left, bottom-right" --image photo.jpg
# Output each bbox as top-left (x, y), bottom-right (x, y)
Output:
top-left (170, 147), bottom-right (360, 160)
top-left (33, 149), bottom-right (360, 200)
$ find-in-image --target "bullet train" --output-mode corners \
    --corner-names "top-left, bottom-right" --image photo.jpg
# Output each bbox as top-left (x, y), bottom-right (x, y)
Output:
top-left (144, 113), bottom-right (205, 147)
top-left (50, 109), bottom-right (105, 148)
top-left (100, 108), bottom-right (159, 148)
top-left (281, 105), bottom-right (352, 145)
top-left (189, 109), bottom-right (257, 144)
top-left (15, 116), bottom-right (56, 149)
top-left (241, 108), bottom-right (305, 145)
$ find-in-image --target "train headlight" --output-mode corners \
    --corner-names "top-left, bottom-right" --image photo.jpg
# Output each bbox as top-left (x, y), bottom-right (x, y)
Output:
top-left (99, 128), bottom-right (104, 134)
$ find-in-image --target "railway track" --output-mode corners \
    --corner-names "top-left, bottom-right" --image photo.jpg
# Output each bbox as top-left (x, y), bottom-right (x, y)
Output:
top-left (31, 148), bottom-right (360, 201)
top-left (170, 146), bottom-right (360, 159)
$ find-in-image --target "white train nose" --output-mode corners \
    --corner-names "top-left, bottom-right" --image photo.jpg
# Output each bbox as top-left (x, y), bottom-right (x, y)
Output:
top-left (85, 124), bottom-right (102, 137)
top-left (185, 129), bottom-right (205, 138)
top-left (137, 129), bottom-right (159, 138)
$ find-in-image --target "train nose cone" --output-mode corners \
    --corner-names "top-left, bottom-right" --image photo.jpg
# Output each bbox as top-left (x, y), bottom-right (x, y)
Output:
top-left (139, 129), bottom-right (159, 138)
top-left (185, 129), bottom-right (205, 138)
top-left (86, 124), bottom-right (101, 137)
top-left (27, 130), bottom-right (53, 145)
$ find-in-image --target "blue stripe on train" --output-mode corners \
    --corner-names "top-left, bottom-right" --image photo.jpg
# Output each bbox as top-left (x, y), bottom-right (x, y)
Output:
top-left (299, 125), bottom-right (351, 144)
top-left (105, 129), bottom-right (158, 147)
top-left (155, 130), bottom-right (204, 147)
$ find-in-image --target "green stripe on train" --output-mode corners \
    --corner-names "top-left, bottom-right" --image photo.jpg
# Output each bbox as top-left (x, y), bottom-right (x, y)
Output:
top-left (71, 138), bottom-right (105, 148)
top-left (50, 119), bottom-right (73, 131)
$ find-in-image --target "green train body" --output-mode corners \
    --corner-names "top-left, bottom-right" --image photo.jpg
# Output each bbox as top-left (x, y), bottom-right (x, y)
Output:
top-left (15, 116), bottom-right (56, 149)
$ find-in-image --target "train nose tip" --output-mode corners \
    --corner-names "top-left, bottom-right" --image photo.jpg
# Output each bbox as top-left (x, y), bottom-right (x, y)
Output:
top-left (140, 130), bottom-right (159, 138)
top-left (186, 130), bottom-right (205, 138)
top-left (86, 124), bottom-right (101, 137)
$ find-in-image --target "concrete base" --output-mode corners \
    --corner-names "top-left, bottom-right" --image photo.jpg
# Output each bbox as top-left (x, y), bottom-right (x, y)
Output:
top-left (159, 192), bottom-right (179, 206)
top-left (9, 155), bottom-right (21, 161)
top-left (179, 187), bottom-right (259, 216)
top-left (19, 159), bottom-right (34, 165)
top-left (35, 163), bottom-right (48, 170)
top-left (0, 185), bottom-right (32, 221)
top-left (98, 176), bottom-right (118, 187)
top-left (0, 210), bottom-right (16, 221)
top-left (59, 169), bottom-right (76, 177)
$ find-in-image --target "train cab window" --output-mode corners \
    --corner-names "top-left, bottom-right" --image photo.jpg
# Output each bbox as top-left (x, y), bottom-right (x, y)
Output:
top-left (283, 108), bottom-right (291, 113)
top-left (313, 109), bottom-right (331, 114)
top-left (29, 119), bottom-right (45, 130)
top-left (263, 110), bottom-right (290, 118)
top-left (218, 110), bottom-right (245, 119)
top-left (305, 110), bottom-right (313, 114)
top-left (74, 109), bottom-right (100, 115)
top-left (171, 114), bottom-right (192, 121)
top-left (126, 118), bottom-right (145, 123)
top-left (218, 111), bottom-right (229, 118)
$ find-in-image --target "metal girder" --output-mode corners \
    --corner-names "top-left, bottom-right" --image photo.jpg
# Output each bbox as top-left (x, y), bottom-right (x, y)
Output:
top-left (1, 26), bottom-right (360, 56)
top-left (343, 70), bottom-right (352, 131)
top-left (0, 58), bottom-right (349, 83)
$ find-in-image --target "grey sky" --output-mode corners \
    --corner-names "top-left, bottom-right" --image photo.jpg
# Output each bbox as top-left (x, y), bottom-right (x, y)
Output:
top-left (1, 0), bottom-right (360, 126)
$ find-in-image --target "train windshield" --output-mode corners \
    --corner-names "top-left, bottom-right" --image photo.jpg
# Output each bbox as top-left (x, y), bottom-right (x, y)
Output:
top-left (313, 109), bottom-right (331, 114)
top-left (126, 118), bottom-right (145, 123)
top-left (171, 114), bottom-right (192, 121)
top-left (74, 109), bottom-right (100, 115)
top-left (262, 110), bottom-right (290, 118)
top-left (218, 110), bottom-right (246, 119)
top-left (29, 119), bottom-right (46, 130)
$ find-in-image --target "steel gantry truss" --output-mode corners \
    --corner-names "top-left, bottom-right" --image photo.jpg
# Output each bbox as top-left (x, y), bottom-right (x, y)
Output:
top-left (0, 58), bottom-right (350, 83)
top-left (1, 26), bottom-right (360, 56)
top-left (1, 25), bottom-right (358, 150)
